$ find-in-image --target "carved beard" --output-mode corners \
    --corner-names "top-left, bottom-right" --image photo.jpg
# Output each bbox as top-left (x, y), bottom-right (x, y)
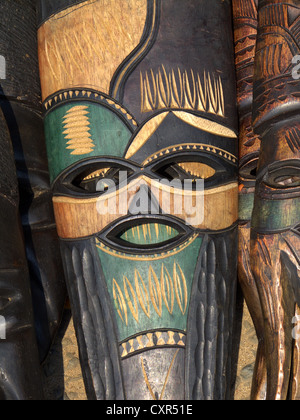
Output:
top-left (60, 225), bottom-right (237, 400)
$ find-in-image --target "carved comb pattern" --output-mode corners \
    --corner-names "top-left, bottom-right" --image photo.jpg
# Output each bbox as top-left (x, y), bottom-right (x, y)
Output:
top-left (140, 67), bottom-right (225, 117)
top-left (290, 17), bottom-right (300, 46)
top-left (259, 3), bottom-right (288, 27)
top-left (233, 0), bottom-right (258, 98)
top-left (120, 331), bottom-right (186, 359)
top-left (232, 0), bottom-right (258, 20)
top-left (253, 3), bottom-right (300, 129)
top-left (257, 43), bottom-right (284, 78)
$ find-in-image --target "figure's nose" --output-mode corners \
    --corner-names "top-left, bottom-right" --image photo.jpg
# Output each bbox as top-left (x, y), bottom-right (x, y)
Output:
top-left (128, 183), bottom-right (160, 216)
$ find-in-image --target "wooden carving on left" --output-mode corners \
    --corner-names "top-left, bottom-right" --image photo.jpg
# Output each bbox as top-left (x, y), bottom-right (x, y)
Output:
top-left (37, 0), bottom-right (239, 400)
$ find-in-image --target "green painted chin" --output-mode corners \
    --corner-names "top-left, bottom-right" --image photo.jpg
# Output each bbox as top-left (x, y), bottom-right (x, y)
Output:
top-left (95, 234), bottom-right (203, 342)
top-left (118, 223), bottom-right (180, 246)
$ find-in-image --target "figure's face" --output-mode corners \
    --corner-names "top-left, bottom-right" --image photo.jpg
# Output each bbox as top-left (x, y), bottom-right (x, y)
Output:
top-left (49, 105), bottom-right (238, 240)
top-left (38, 0), bottom-right (238, 400)
top-left (47, 93), bottom-right (239, 320)
top-left (44, 93), bottom-right (238, 399)
top-left (251, 120), bottom-right (300, 299)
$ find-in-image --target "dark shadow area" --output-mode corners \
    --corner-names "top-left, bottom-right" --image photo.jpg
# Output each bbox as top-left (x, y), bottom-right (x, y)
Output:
top-left (230, 281), bottom-right (245, 400)
top-left (0, 90), bottom-right (52, 360)
top-left (42, 309), bottom-right (72, 400)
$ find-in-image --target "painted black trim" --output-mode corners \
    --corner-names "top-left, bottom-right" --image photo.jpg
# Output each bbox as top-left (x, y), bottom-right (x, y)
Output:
top-left (99, 214), bottom-right (194, 254)
top-left (37, 0), bottom-right (87, 26)
top-left (109, 0), bottom-right (161, 102)
top-left (42, 88), bottom-right (138, 132)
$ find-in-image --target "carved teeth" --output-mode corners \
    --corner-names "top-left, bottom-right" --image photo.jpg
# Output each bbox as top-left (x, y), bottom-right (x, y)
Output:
top-left (83, 168), bottom-right (109, 181)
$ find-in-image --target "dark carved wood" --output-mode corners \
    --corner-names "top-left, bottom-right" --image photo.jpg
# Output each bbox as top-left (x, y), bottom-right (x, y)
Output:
top-left (251, 0), bottom-right (300, 400)
top-left (0, 108), bottom-right (43, 400)
top-left (232, 0), bottom-right (267, 400)
top-left (0, 0), bottom-right (66, 362)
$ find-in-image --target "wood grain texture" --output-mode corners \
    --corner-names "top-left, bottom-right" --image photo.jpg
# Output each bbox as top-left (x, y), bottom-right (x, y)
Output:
top-left (251, 0), bottom-right (300, 400)
top-left (38, 0), bottom-right (148, 101)
top-left (233, 0), bottom-right (266, 399)
top-left (253, 0), bottom-right (300, 132)
top-left (0, 1), bottom-right (41, 108)
top-left (250, 231), bottom-right (300, 399)
top-left (53, 179), bottom-right (238, 239)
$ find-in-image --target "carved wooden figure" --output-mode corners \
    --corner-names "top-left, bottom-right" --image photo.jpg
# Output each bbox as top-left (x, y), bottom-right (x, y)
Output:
top-left (0, 0), bottom-right (66, 365)
top-left (232, 0), bottom-right (267, 399)
top-left (0, 0), bottom-right (68, 399)
top-left (0, 107), bottom-right (43, 399)
top-left (37, 0), bottom-right (239, 400)
top-left (251, 0), bottom-right (300, 400)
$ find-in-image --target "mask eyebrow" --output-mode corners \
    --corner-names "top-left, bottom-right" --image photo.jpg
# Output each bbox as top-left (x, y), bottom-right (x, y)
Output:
top-left (125, 112), bottom-right (170, 159)
top-left (142, 143), bottom-right (237, 166)
top-left (124, 111), bottom-right (237, 162)
top-left (172, 111), bottom-right (237, 139)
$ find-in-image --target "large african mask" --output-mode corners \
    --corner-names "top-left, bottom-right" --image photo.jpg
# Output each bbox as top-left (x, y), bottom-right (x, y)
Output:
top-left (38, 0), bottom-right (238, 400)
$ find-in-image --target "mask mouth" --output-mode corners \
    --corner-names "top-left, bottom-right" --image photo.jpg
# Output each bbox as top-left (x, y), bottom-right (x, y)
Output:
top-left (98, 214), bottom-right (193, 253)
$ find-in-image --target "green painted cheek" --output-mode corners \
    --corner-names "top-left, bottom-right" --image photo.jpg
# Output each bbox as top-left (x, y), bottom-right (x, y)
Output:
top-left (239, 193), bottom-right (254, 222)
top-left (96, 235), bottom-right (203, 341)
top-left (251, 196), bottom-right (300, 232)
top-left (44, 102), bottom-right (133, 183)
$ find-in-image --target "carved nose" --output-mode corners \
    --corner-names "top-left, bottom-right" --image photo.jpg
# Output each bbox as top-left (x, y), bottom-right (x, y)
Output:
top-left (128, 184), bottom-right (160, 216)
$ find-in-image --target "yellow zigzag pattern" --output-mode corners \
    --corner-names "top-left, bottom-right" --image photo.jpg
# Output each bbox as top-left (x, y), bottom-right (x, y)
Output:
top-left (113, 262), bottom-right (188, 325)
top-left (63, 105), bottom-right (95, 155)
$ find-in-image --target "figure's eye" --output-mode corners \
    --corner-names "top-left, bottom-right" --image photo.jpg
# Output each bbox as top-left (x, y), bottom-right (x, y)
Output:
top-left (264, 165), bottom-right (300, 189)
top-left (153, 160), bottom-right (217, 182)
top-left (78, 167), bottom-right (117, 193)
top-left (273, 175), bottom-right (300, 187)
top-left (239, 157), bottom-right (258, 180)
top-left (71, 166), bottom-right (134, 193)
top-left (176, 162), bottom-right (216, 179)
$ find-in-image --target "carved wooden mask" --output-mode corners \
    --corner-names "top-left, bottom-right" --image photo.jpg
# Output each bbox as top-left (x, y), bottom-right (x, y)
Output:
top-left (251, 0), bottom-right (300, 400)
top-left (38, 0), bottom-right (239, 400)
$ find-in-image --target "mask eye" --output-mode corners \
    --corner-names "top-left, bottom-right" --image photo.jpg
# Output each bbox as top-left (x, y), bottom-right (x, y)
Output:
top-left (67, 164), bottom-right (134, 194)
top-left (77, 167), bottom-right (119, 193)
top-left (153, 160), bottom-right (217, 182)
top-left (264, 165), bottom-right (300, 189)
top-left (176, 162), bottom-right (216, 179)
top-left (273, 175), bottom-right (300, 187)
top-left (239, 157), bottom-right (258, 180)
